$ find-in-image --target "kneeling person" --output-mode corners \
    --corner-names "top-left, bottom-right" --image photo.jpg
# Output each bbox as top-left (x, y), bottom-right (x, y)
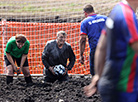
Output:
top-left (42, 31), bottom-right (76, 83)
top-left (5, 34), bottom-right (33, 85)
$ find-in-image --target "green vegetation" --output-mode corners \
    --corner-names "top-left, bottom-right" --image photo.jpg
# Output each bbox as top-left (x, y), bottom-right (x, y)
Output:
top-left (0, 0), bottom-right (120, 15)
top-left (0, 3), bottom-right (15, 6)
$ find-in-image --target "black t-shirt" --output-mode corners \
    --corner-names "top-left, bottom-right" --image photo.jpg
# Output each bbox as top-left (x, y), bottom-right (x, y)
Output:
top-left (42, 40), bottom-right (76, 70)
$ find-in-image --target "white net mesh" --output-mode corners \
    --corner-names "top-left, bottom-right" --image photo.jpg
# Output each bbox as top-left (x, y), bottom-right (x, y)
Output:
top-left (0, 0), bottom-right (120, 23)
top-left (0, 0), bottom-right (120, 75)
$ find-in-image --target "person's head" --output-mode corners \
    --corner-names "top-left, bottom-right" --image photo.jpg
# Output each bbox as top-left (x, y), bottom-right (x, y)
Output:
top-left (83, 4), bottom-right (94, 17)
top-left (15, 34), bottom-right (27, 49)
top-left (56, 31), bottom-right (67, 47)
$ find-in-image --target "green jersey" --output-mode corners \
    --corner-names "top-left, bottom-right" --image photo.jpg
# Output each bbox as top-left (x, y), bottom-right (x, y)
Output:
top-left (4, 36), bottom-right (30, 58)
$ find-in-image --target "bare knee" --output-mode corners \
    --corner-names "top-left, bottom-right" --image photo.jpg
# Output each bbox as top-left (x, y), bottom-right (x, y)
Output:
top-left (22, 67), bottom-right (30, 77)
top-left (7, 65), bottom-right (14, 76)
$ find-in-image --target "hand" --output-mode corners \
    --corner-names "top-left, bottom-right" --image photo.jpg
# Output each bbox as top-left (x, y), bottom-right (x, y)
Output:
top-left (49, 66), bottom-right (55, 75)
top-left (13, 65), bottom-right (17, 72)
top-left (83, 75), bottom-right (99, 97)
top-left (79, 55), bottom-right (84, 64)
top-left (63, 68), bottom-right (68, 76)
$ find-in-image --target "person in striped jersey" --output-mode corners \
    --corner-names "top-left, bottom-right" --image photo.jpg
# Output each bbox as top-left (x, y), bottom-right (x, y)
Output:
top-left (84, 0), bottom-right (138, 102)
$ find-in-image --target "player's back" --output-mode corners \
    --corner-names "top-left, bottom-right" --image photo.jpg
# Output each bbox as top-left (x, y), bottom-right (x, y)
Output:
top-left (103, 2), bottom-right (138, 92)
top-left (81, 14), bottom-right (107, 49)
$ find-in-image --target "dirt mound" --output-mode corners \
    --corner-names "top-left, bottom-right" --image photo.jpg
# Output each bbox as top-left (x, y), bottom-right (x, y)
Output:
top-left (0, 76), bottom-right (101, 102)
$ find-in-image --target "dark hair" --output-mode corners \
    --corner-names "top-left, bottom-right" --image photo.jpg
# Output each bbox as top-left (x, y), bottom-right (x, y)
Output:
top-left (83, 5), bottom-right (94, 13)
top-left (15, 34), bottom-right (27, 43)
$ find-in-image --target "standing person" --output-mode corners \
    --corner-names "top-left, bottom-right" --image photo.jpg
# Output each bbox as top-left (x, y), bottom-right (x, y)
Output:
top-left (79, 4), bottom-right (107, 76)
top-left (84, 0), bottom-right (138, 102)
top-left (5, 34), bottom-right (33, 85)
top-left (42, 31), bottom-right (76, 83)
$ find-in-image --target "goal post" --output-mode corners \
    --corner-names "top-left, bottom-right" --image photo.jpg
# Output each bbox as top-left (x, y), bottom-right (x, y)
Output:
top-left (0, 0), bottom-right (120, 75)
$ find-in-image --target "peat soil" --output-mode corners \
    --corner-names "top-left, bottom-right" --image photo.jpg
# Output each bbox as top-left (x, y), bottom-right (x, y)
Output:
top-left (0, 76), bottom-right (101, 102)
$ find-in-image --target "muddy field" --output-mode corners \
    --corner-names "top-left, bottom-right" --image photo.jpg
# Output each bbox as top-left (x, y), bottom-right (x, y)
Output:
top-left (0, 76), bottom-right (101, 102)
top-left (0, 1), bottom-right (116, 102)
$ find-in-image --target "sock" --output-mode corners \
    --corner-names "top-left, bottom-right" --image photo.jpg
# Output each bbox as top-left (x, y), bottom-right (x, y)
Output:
top-left (25, 76), bottom-right (33, 84)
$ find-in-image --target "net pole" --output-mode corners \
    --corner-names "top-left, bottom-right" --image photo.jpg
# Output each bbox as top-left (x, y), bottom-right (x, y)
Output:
top-left (1, 18), bottom-right (7, 75)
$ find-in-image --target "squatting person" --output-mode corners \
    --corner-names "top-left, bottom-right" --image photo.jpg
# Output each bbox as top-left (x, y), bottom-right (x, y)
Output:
top-left (5, 34), bottom-right (33, 85)
top-left (79, 4), bottom-right (107, 76)
top-left (42, 31), bottom-right (76, 83)
top-left (84, 0), bottom-right (138, 102)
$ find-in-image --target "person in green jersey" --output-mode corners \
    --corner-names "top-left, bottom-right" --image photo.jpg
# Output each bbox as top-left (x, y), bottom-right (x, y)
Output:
top-left (4, 34), bottom-right (33, 85)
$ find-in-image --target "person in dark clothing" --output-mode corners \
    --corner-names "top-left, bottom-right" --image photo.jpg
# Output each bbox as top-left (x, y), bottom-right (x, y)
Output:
top-left (42, 31), bottom-right (76, 83)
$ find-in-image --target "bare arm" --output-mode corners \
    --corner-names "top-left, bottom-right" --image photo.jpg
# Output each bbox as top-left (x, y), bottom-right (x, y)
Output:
top-left (79, 34), bottom-right (87, 64)
top-left (95, 34), bottom-right (107, 77)
top-left (20, 54), bottom-right (27, 68)
top-left (6, 53), bottom-right (15, 66)
top-left (6, 52), bottom-right (17, 71)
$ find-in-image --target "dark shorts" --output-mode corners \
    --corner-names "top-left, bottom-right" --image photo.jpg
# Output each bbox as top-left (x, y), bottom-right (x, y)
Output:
top-left (4, 55), bottom-right (29, 67)
top-left (43, 67), bottom-right (69, 83)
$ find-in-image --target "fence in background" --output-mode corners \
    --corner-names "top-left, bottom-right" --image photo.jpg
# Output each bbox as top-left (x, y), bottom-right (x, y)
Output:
top-left (0, 21), bottom-right (90, 75)
top-left (0, 0), bottom-right (120, 75)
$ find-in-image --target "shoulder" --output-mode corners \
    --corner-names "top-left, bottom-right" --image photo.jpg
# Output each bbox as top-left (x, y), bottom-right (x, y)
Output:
top-left (108, 3), bottom-right (131, 22)
top-left (7, 36), bottom-right (16, 44)
top-left (25, 39), bottom-right (30, 46)
top-left (8, 36), bottom-right (15, 42)
top-left (81, 17), bottom-right (91, 23)
top-left (81, 17), bottom-right (92, 27)
top-left (64, 42), bottom-right (72, 49)
top-left (96, 14), bottom-right (107, 20)
top-left (26, 39), bottom-right (30, 44)
top-left (65, 42), bottom-right (71, 46)
top-left (97, 14), bottom-right (107, 17)
top-left (47, 40), bottom-right (55, 44)
top-left (46, 40), bottom-right (55, 46)
top-left (109, 3), bottom-right (123, 16)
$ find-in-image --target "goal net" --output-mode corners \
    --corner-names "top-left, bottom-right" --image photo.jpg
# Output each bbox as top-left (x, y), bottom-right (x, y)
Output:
top-left (0, 0), bottom-right (120, 75)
